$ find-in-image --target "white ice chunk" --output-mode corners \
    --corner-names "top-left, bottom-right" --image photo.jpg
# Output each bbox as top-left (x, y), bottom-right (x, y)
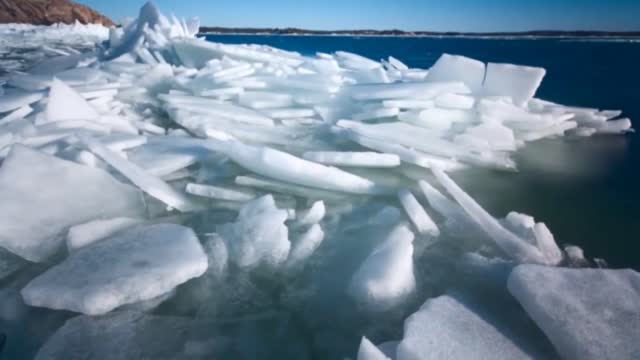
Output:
top-left (434, 93), bottom-right (475, 110)
top-left (0, 91), bottom-right (45, 113)
top-left (596, 118), bottom-right (633, 134)
top-left (508, 265), bottom-right (640, 360)
top-left (35, 312), bottom-right (204, 360)
top-left (465, 122), bottom-right (517, 151)
top-left (287, 224), bottom-right (325, 268)
top-left (0, 105), bottom-right (33, 126)
top-left (46, 78), bottom-right (99, 122)
top-left (0, 146), bottom-right (146, 262)
top-left (80, 135), bottom-right (199, 212)
top-left (223, 142), bottom-right (388, 195)
top-left (348, 82), bottom-right (470, 101)
top-left (186, 183), bottom-right (256, 202)
top-left (22, 224), bottom-right (208, 315)
top-left (397, 295), bottom-right (535, 360)
top-left (67, 217), bottom-right (145, 251)
top-left (297, 200), bottom-right (326, 226)
top-left (397, 189), bottom-right (440, 236)
top-left (357, 337), bottom-right (391, 360)
top-left (349, 224), bottom-right (415, 311)
top-left (425, 54), bottom-right (486, 93)
top-left (433, 168), bottom-right (559, 265)
top-left (220, 195), bottom-right (290, 269)
top-left (302, 151), bottom-right (401, 168)
top-left (483, 63), bottom-right (546, 106)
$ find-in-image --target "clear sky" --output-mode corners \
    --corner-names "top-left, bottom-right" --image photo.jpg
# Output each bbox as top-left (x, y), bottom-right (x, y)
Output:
top-left (81, 0), bottom-right (640, 32)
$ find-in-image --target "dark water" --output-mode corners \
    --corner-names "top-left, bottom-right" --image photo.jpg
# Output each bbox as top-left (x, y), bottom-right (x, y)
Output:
top-left (206, 35), bottom-right (640, 270)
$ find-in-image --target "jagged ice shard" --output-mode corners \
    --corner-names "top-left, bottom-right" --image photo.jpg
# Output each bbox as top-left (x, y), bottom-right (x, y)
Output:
top-left (0, 2), bottom-right (636, 359)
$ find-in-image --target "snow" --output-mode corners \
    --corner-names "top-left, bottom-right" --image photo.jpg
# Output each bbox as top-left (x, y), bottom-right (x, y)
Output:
top-left (508, 265), bottom-right (640, 360)
top-left (21, 224), bottom-right (208, 315)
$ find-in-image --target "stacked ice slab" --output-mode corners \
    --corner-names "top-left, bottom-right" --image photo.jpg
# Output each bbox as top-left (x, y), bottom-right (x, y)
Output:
top-left (0, 2), bottom-right (637, 359)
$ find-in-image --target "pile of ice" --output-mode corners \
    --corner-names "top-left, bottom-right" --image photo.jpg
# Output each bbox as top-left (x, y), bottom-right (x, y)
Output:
top-left (0, 22), bottom-right (108, 74)
top-left (0, 2), bottom-right (637, 359)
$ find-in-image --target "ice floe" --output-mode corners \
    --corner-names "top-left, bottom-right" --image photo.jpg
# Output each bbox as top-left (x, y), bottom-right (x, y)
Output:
top-left (0, 2), bottom-right (636, 358)
top-left (22, 224), bottom-right (207, 315)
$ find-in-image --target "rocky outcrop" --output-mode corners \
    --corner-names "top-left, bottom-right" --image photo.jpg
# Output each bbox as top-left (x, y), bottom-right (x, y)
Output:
top-left (0, 0), bottom-right (113, 26)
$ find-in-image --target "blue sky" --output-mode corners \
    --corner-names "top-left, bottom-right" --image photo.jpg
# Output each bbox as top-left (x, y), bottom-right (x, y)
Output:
top-left (82, 0), bottom-right (640, 32)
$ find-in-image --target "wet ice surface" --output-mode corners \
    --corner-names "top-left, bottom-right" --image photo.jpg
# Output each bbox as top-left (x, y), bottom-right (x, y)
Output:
top-left (0, 3), bottom-right (638, 359)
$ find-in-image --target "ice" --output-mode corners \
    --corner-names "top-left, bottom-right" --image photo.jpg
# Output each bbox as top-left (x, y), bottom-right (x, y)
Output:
top-left (186, 183), bottom-right (256, 202)
top-left (349, 224), bottom-right (416, 311)
top-left (508, 265), bottom-right (640, 360)
top-left (348, 81), bottom-right (470, 101)
top-left (66, 217), bottom-right (145, 251)
top-left (0, 105), bottom-right (33, 126)
top-left (0, 90), bottom-right (45, 113)
top-left (22, 224), bottom-right (208, 315)
top-left (425, 54), bottom-right (486, 93)
top-left (224, 142), bottom-right (388, 195)
top-left (0, 145), bottom-right (146, 262)
top-left (34, 312), bottom-right (207, 360)
top-left (0, 247), bottom-right (26, 281)
top-left (297, 200), bottom-right (326, 226)
top-left (302, 151), bottom-right (401, 168)
top-left (397, 189), bottom-right (440, 236)
top-left (102, 2), bottom-right (160, 60)
top-left (396, 295), bottom-right (536, 360)
top-left (219, 195), bottom-right (290, 269)
top-left (0, 2), bottom-right (634, 356)
top-left (433, 168), bottom-right (561, 265)
top-left (357, 337), bottom-right (391, 360)
top-left (236, 175), bottom-right (347, 201)
top-left (483, 63), bottom-right (546, 106)
top-left (45, 79), bottom-right (99, 122)
top-left (79, 135), bottom-right (199, 212)
top-left (596, 118), bottom-right (633, 134)
top-left (434, 93), bottom-right (475, 110)
top-left (287, 224), bottom-right (325, 268)
top-left (464, 122), bottom-right (517, 151)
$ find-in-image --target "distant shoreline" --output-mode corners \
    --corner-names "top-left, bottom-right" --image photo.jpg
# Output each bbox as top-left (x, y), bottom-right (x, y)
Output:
top-left (199, 27), bottom-right (640, 39)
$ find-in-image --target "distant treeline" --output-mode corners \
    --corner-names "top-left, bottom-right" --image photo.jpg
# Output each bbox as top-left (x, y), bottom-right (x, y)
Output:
top-left (199, 27), bottom-right (640, 37)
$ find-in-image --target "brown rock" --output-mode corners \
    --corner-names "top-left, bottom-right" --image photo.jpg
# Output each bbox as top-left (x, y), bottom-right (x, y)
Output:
top-left (0, 0), bottom-right (114, 26)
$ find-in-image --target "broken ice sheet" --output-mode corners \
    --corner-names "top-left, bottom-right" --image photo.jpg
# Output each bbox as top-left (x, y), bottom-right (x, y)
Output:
top-left (34, 311), bottom-right (214, 360)
top-left (21, 224), bottom-right (208, 315)
top-left (508, 265), bottom-right (640, 360)
top-left (0, 145), bottom-right (146, 262)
